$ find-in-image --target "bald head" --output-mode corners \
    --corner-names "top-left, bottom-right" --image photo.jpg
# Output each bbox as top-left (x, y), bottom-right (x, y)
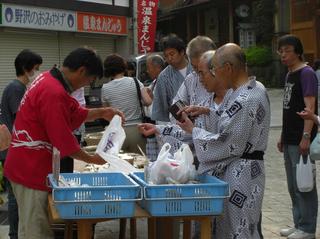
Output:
top-left (214, 43), bottom-right (246, 71)
top-left (146, 54), bottom-right (165, 69)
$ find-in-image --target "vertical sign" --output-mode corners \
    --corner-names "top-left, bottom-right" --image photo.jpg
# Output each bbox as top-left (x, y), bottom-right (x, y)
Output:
top-left (137, 0), bottom-right (158, 54)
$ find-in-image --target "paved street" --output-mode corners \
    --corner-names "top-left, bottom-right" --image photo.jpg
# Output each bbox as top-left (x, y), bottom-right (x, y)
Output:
top-left (1, 88), bottom-right (320, 239)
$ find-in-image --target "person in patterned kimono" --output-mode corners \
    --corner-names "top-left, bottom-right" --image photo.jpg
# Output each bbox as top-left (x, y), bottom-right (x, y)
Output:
top-left (152, 34), bottom-right (192, 123)
top-left (138, 50), bottom-right (231, 238)
top-left (142, 50), bottom-right (231, 155)
top-left (172, 36), bottom-right (216, 110)
top-left (177, 43), bottom-right (271, 239)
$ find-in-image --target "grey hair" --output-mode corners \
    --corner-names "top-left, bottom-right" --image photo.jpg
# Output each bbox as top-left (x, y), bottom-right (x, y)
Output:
top-left (200, 50), bottom-right (215, 70)
top-left (146, 54), bottom-right (166, 70)
top-left (215, 43), bottom-right (247, 71)
top-left (186, 36), bottom-right (216, 59)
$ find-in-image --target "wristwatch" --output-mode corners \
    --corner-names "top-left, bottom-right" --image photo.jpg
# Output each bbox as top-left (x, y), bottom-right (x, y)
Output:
top-left (302, 132), bottom-right (311, 140)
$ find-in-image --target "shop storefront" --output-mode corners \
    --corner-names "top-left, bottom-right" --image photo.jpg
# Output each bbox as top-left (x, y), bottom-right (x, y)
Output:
top-left (0, 2), bottom-right (131, 95)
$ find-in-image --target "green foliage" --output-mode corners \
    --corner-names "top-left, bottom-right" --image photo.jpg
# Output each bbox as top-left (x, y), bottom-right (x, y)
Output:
top-left (252, 0), bottom-right (275, 46)
top-left (245, 46), bottom-right (273, 67)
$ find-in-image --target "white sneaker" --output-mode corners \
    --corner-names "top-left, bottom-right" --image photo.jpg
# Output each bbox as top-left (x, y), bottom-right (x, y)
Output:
top-left (280, 228), bottom-right (296, 237)
top-left (287, 230), bottom-right (315, 239)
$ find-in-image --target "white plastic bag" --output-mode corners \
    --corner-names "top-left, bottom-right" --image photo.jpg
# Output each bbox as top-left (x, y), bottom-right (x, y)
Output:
top-left (95, 115), bottom-right (137, 174)
top-left (96, 115), bottom-right (126, 157)
top-left (296, 156), bottom-right (314, 192)
top-left (149, 143), bottom-right (196, 184)
top-left (310, 133), bottom-right (320, 161)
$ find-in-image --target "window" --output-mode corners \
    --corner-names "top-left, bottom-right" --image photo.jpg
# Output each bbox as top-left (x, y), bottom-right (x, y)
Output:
top-left (239, 29), bottom-right (256, 48)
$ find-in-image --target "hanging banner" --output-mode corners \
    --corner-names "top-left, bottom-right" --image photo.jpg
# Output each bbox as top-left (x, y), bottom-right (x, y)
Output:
top-left (137, 0), bottom-right (158, 54)
top-left (77, 12), bottom-right (127, 35)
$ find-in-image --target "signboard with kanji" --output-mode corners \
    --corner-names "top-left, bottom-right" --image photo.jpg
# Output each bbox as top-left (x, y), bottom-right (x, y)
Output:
top-left (0, 4), bottom-right (76, 31)
top-left (137, 0), bottom-right (158, 54)
top-left (77, 12), bottom-right (127, 35)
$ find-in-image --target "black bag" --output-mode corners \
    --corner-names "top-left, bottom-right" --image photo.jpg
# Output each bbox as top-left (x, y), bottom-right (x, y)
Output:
top-left (133, 78), bottom-right (156, 138)
top-left (133, 77), bottom-right (155, 124)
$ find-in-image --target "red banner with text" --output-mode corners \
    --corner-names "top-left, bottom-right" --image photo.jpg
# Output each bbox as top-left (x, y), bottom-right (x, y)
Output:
top-left (77, 12), bottom-right (127, 35)
top-left (137, 0), bottom-right (158, 54)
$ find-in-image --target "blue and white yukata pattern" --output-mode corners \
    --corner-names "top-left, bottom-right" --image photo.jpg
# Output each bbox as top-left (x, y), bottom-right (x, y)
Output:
top-left (156, 77), bottom-right (270, 239)
top-left (172, 71), bottom-right (212, 107)
top-left (152, 64), bottom-right (193, 122)
top-left (150, 63), bottom-right (192, 162)
top-left (192, 78), bottom-right (270, 239)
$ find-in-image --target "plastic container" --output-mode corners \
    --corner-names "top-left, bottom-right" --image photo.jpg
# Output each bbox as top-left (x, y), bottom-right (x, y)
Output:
top-left (130, 172), bottom-right (229, 217)
top-left (48, 172), bottom-right (141, 219)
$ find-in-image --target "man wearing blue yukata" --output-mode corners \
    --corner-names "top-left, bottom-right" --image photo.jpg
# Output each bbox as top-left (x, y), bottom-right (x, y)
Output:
top-left (151, 34), bottom-right (192, 123)
top-left (150, 34), bottom-right (192, 238)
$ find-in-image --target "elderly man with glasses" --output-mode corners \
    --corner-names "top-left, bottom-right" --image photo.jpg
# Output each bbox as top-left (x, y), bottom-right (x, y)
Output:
top-left (177, 43), bottom-right (270, 239)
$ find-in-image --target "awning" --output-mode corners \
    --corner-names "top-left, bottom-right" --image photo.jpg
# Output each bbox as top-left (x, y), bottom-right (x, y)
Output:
top-left (157, 0), bottom-right (213, 22)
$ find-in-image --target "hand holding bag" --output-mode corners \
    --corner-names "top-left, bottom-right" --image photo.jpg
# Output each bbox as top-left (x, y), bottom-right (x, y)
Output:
top-left (133, 77), bottom-right (155, 124)
top-left (310, 132), bottom-right (320, 161)
top-left (96, 115), bottom-right (126, 158)
top-left (296, 155), bottom-right (315, 192)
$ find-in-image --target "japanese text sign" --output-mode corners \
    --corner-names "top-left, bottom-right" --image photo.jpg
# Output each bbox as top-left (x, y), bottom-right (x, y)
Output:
top-left (1, 4), bottom-right (76, 31)
top-left (137, 0), bottom-right (158, 54)
top-left (77, 12), bottom-right (127, 35)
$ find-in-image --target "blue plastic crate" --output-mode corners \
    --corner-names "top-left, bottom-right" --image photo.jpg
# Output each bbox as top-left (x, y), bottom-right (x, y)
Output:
top-left (48, 172), bottom-right (141, 219)
top-left (130, 172), bottom-right (229, 217)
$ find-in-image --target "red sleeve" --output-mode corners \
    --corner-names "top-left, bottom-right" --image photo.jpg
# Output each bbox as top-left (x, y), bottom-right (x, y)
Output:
top-left (39, 92), bottom-right (88, 158)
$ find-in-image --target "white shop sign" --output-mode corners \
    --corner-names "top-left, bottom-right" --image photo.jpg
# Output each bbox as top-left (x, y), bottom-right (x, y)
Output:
top-left (1, 3), bottom-right (76, 32)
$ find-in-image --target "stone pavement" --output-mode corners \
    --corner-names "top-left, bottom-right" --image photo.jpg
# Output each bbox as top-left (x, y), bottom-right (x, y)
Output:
top-left (1, 88), bottom-right (320, 239)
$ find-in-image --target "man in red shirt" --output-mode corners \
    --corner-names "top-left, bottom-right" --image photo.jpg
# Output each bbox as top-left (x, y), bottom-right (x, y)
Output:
top-left (4, 48), bottom-right (125, 239)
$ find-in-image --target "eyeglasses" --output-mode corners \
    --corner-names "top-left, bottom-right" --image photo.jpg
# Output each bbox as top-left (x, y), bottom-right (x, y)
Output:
top-left (209, 67), bottom-right (216, 77)
top-left (209, 62), bottom-right (230, 77)
top-left (198, 70), bottom-right (211, 78)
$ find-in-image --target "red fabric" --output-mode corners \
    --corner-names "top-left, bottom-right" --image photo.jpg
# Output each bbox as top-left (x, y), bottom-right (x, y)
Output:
top-left (4, 71), bottom-right (88, 191)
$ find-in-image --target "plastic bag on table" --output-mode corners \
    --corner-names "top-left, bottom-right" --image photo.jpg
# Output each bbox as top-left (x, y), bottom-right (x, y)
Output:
top-left (96, 115), bottom-right (137, 174)
top-left (149, 143), bottom-right (196, 184)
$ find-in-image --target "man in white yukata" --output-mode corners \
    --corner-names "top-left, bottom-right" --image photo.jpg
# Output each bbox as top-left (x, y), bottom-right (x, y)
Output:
top-left (177, 44), bottom-right (271, 239)
top-left (172, 36), bottom-right (216, 111)
top-left (166, 36), bottom-right (217, 158)
top-left (138, 50), bottom-right (231, 238)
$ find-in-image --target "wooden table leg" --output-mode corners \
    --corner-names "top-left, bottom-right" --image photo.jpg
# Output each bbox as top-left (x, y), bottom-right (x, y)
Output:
top-left (119, 218), bottom-right (127, 239)
top-left (160, 218), bottom-right (174, 239)
top-left (148, 217), bottom-right (156, 239)
top-left (64, 222), bottom-right (73, 239)
top-left (77, 220), bottom-right (93, 239)
top-left (130, 218), bottom-right (137, 239)
top-left (183, 219), bottom-right (191, 239)
top-left (200, 217), bottom-right (211, 239)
